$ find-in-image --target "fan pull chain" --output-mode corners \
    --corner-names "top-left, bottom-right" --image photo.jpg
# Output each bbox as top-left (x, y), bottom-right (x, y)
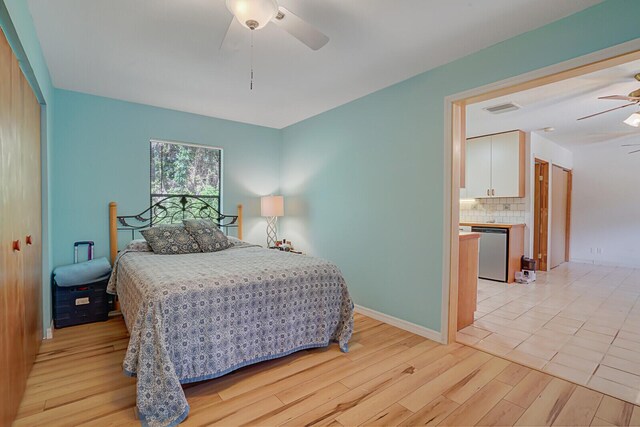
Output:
top-left (250, 30), bottom-right (254, 90)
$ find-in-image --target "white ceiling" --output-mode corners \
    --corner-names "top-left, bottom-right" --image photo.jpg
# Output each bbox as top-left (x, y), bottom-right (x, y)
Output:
top-left (28, 0), bottom-right (601, 129)
top-left (467, 59), bottom-right (640, 149)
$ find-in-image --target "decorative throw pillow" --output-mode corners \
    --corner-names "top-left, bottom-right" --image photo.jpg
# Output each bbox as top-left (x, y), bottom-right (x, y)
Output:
top-left (183, 219), bottom-right (232, 252)
top-left (140, 225), bottom-right (201, 255)
top-left (124, 239), bottom-right (152, 252)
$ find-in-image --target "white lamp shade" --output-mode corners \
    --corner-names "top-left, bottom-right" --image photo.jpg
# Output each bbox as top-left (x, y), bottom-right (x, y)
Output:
top-left (261, 195), bottom-right (284, 217)
top-left (225, 0), bottom-right (278, 30)
top-left (624, 112), bottom-right (640, 127)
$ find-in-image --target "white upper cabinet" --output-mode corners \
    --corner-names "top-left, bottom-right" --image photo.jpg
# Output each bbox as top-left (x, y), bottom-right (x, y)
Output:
top-left (465, 130), bottom-right (525, 198)
top-left (465, 135), bottom-right (492, 198)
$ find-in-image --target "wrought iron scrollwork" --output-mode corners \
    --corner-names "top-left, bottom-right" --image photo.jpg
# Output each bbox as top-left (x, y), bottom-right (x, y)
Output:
top-left (117, 195), bottom-right (237, 239)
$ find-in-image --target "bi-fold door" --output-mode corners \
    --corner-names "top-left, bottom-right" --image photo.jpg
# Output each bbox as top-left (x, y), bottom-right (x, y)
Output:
top-left (0, 26), bottom-right (43, 425)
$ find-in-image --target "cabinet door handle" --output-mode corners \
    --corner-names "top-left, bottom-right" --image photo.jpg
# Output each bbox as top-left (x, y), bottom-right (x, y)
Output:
top-left (13, 240), bottom-right (21, 252)
top-left (26, 235), bottom-right (32, 245)
top-left (491, 189), bottom-right (495, 196)
top-left (487, 189), bottom-right (490, 196)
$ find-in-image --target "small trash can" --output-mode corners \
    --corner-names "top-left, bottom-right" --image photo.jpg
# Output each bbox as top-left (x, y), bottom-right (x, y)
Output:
top-left (52, 241), bottom-right (113, 328)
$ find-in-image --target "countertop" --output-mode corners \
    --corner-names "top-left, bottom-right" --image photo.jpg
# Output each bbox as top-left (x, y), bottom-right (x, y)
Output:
top-left (459, 231), bottom-right (481, 240)
top-left (460, 222), bottom-right (525, 229)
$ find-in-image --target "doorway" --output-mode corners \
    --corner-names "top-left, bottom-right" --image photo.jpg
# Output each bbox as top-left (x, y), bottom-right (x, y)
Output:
top-left (446, 46), bottom-right (640, 344)
top-left (550, 166), bottom-right (572, 269)
top-left (533, 159), bottom-right (549, 270)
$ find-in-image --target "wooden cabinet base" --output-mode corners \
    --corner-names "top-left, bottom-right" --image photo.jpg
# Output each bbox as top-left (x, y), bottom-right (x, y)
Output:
top-left (457, 233), bottom-right (480, 331)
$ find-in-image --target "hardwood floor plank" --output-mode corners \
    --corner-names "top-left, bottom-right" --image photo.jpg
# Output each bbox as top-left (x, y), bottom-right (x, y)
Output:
top-left (514, 378), bottom-right (576, 426)
top-left (444, 357), bottom-right (510, 404)
top-left (217, 348), bottom-right (342, 400)
top-left (552, 386), bottom-right (602, 426)
top-left (361, 402), bottom-right (414, 426)
top-left (13, 316), bottom-right (640, 427)
top-left (14, 385), bottom-right (136, 426)
top-left (242, 382), bottom-right (350, 426)
top-left (503, 370), bottom-right (553, 409)
top-left (440, 380), bottom-right (512, 426)
top-left (398, 395), bottom-right (459, 426)
top-left (339, 340), bottom-right (447, 390)
top-left (495, 363), bottom-right (531, 387)
top-left (397, 351), bottom-right (493, 412)
top-left (476, 399), bottom-right (526, 426)
top-left (276, 340), bottom-right (411, 404)
top-left (594, 395), bottom-right (635, 426)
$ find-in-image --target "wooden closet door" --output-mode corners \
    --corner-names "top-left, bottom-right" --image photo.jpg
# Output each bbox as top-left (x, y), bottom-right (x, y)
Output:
top-left (21, 72), bottom-right (42, 366)
top-left (0, 25), bottom-right (13, 427)
top-left (0, 27), bottom-right (42, 425)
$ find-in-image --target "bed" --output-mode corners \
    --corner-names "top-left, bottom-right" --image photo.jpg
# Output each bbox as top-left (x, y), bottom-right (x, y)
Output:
top-left (106, 196), bottom-right (354, 427)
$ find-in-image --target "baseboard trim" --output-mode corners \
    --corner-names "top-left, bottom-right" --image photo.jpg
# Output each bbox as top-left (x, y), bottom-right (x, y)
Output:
top-left (570, 258), bottom-right (640, 269)
top-left (44, 318), bottom-right (53, 340)
top-left (354, 304), bottom-right (444, 344)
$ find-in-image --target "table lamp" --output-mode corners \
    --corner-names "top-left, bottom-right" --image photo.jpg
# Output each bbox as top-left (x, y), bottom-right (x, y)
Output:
top-left (260, 195), bottom-right (284, 247)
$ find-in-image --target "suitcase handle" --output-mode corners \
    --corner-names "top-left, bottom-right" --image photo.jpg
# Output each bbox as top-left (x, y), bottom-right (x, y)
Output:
top-left (74, 241), bottom-right (95, 263)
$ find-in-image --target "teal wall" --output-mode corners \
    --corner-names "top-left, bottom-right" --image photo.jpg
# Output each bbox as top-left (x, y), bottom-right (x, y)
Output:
top-left (51, 90), bottom-right (281, 269)
top-left (279, 0), bottom-right (640, 332)
top-left (1, 0), bottom-right (55, 334)
top-left (4, 0), bottom-right (640, 337)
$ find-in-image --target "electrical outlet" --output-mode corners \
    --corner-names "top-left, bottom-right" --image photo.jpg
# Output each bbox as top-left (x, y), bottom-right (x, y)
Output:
top-left (504, 204), bottom-right (511, 211)
top-left (596, 248), bottom-right (602, 254)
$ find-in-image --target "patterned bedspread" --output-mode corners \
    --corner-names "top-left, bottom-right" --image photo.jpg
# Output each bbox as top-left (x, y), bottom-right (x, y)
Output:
top-left (107, 242), bottom-right (354, 427)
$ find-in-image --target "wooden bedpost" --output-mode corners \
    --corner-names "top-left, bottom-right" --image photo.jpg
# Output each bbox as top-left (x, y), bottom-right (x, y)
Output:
top-left (109, 201), bottom-right (118, 265)
top-left (237, 204), bottom-right (243, 241)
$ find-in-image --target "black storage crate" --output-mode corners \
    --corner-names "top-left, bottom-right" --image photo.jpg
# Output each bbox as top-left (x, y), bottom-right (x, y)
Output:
top-left (53, 277), bottom-right (110, 328)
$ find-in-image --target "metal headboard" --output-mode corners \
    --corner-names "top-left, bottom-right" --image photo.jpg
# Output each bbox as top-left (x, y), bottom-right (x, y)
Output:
top-left (108, 197), bottom-right (243, 264)
top-left (116, 195), bottom-right (239, 240)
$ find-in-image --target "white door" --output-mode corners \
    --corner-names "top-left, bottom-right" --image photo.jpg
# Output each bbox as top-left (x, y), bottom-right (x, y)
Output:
top-left (550, 165), bottom-right (569, 269)
top-left (490, 131), bottom-right (521, 197)
top-left (465, 136), bottom-right (492, 198)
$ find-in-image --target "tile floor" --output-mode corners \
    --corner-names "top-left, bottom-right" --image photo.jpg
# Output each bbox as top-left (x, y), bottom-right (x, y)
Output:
top-left (457, 262), bottom-right (640, 405)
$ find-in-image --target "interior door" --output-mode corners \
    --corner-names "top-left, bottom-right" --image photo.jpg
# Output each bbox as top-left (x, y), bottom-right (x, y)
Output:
top-left (550, 165), bottom-right (569, 269)
top-left (490, 131), bottom-right (521, 197)
top-left (0, 27), bottom-right (42, 425)
top-left (465, 136), bottom-right (492, 198)
top-left (533, 160), bottom-right (549, 271)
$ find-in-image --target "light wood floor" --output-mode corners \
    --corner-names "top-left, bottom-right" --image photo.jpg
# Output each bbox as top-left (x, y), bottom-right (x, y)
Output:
top-left (14, 313), bottom-right (640, 426)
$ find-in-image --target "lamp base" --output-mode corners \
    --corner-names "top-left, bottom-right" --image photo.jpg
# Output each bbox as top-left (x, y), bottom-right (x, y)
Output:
top-left (266, 216), bottom-right (278, 248)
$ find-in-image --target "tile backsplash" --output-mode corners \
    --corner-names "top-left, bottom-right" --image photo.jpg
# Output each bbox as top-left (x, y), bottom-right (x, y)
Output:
top-left (460, 197), bottom-right (526, 224)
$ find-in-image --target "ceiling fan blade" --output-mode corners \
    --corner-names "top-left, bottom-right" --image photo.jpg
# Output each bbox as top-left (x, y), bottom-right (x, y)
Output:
top-left (220, 16), bottom-right (246, 52)
top-left (577, 102), bottom-right (637, 121)
top-left (272, 6), bottom-right (329, 50)
top-left (599, 95), bottom-right (640, 101)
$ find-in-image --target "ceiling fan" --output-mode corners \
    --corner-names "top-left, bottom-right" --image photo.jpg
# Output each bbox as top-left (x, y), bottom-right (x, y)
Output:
top-left (221, 0), bottom-right (329, 51)
top-left (577, 73), bottom-right (640, 122)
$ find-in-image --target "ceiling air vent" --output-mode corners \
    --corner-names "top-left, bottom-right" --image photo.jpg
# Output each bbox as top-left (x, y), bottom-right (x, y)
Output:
top-left (483, 102), bottom-right (521, 114)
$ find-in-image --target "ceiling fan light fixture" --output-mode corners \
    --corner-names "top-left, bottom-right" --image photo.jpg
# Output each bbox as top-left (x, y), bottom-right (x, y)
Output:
top-left (225, 0), bottom-right (278, 30)
top-left (624, 112), bottom-right (640, 127)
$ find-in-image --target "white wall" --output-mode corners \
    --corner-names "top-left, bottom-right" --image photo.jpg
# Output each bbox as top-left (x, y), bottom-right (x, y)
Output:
top-left (571, 136), bottom-right (640, 268)
top-left (526, 132), bottom-right (573, 266)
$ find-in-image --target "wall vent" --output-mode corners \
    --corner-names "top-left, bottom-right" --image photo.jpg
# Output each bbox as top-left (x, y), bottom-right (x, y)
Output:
top-left (484, 102), bottom-right (520, 114)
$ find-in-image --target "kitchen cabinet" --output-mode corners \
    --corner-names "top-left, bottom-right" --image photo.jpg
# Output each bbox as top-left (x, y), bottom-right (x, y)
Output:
top-left (465, 130), bottom-right (525, 198)
top-left (457, 232), bottom-right (480, 330)
top-left (460, 222), bottom-right (525, 283)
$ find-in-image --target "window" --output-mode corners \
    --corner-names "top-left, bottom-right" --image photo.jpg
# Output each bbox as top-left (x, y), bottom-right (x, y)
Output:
top-left (150, 140), bottom-right (222, 221)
